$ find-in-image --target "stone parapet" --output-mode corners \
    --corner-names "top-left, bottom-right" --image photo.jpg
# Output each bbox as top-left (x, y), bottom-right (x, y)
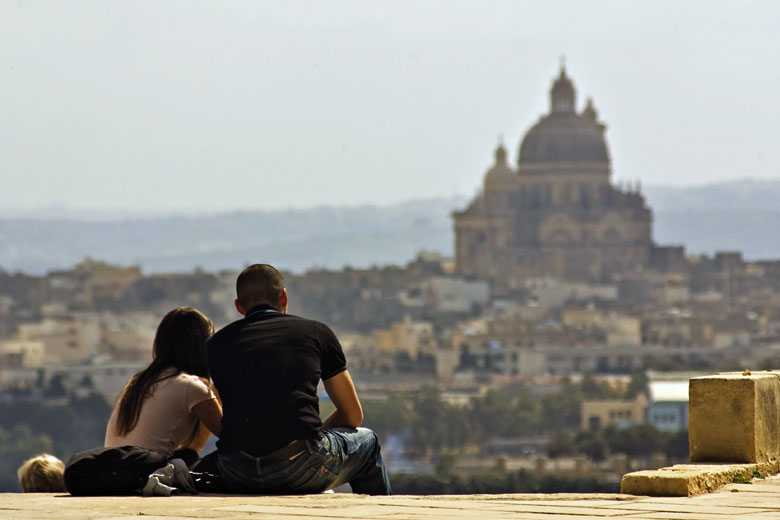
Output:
top-left (622, 370), bottom-right (780, 496)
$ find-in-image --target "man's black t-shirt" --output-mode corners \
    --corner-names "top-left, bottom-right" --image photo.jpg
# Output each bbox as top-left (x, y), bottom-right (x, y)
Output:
top-left (206, 305), bottom-right (347, 457)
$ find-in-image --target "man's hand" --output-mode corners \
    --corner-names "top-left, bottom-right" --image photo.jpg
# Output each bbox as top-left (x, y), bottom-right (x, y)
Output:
top-left (322, 370), bottom-right (363, 430)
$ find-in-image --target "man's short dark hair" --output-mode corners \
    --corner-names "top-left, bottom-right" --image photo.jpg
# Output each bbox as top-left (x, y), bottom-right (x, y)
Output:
top-left (236, 264), bottom-right (285, 310)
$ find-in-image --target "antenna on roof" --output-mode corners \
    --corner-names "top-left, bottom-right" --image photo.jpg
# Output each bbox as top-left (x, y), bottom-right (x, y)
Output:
top-left (559, 54), bottom-right (566, 72)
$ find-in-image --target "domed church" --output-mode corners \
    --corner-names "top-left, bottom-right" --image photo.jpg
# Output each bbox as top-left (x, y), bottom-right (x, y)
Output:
top-left (453, 65), bottom-right (654, 287)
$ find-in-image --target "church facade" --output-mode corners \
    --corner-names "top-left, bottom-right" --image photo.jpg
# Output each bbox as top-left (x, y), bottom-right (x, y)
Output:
top-left (453, 66), bottom-right (654, 287)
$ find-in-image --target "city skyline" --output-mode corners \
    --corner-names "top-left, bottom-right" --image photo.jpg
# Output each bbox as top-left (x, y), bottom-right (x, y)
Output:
top-left (2, 1), bottom-right (779, 214)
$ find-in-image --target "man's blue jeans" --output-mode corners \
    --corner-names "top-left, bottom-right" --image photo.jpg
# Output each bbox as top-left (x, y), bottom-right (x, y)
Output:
top-left (217, 427), bottom-right (392, 495)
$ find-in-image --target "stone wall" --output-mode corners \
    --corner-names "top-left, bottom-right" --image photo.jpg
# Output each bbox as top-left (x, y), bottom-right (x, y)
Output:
top-left (621, 370), bottom-right (780, 496)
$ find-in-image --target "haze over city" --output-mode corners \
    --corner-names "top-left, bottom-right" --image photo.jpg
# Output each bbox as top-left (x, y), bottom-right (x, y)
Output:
top-left (8, 1), bottom-right (780, 502)
top-left (2, 1), bottom-right (779, 216)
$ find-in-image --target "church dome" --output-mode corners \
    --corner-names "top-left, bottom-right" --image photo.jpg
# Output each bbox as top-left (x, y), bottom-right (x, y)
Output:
top-left (484, 143), bottom-right (516, 190)
top-left (518, 67), bottom-right (609, 164)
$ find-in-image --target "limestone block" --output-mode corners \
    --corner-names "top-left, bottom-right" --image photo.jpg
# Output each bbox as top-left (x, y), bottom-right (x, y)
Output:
top-left (689, 372), bottom-right (780, 463)
top-left (620, 463), bottom-right (765, 497)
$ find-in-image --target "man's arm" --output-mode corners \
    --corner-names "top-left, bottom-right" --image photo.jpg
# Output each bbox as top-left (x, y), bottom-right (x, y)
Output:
top-left (322, 369), bottom-right (363, 430)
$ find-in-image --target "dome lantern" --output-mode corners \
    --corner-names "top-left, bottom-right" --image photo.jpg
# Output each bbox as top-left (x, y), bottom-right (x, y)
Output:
top-left (494, 142), bottom-right (508, 165)
top-left (550, 65), bottom-right (576, 115)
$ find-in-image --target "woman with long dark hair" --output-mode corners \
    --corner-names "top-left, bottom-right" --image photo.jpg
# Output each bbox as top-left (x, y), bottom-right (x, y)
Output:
top-left (62, 307), bottom-right (222, 496)
top-left (104, 306), bottom-right (222, 457)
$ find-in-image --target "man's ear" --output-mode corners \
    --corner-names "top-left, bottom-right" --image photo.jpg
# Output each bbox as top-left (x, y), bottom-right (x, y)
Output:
top-left (280, 289), bottom-right (288, 313)
top-left (235, 298), bottom-right (247, 316)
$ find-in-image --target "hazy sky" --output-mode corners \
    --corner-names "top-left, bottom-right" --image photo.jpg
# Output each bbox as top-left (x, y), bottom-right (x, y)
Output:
top-left (2, 1), bottom-right (779, 214)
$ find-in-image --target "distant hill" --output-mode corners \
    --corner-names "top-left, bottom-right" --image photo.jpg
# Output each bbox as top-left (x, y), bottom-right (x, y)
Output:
top-left (643, 179), bottom-right (780, 259)
top-left (642, 179), bottom-right (780, 211)
top-left (0, 199), bottom-right (462, 274)
top-left (1, 179), bottom-right (779, 274)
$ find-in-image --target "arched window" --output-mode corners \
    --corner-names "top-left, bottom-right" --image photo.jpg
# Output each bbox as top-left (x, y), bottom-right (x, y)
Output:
top-left (603, 228), bottom-right (622, 243)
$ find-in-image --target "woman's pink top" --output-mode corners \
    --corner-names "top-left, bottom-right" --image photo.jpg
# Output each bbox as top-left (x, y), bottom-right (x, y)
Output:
top-left (104, 369), bottom-right (215, 457)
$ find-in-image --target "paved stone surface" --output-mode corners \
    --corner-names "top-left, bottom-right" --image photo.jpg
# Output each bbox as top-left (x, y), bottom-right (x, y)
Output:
top-left (5, 476), bottom-right (780, 519)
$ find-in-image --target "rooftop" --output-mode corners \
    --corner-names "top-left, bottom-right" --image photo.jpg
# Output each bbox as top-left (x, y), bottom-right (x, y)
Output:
top-left (648, 380), bottom-right (690, 402)
top-left (6, 477), bottom-right (780, 520)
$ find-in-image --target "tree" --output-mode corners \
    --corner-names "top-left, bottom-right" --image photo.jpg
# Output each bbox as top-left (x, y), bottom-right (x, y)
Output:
top-left (468, 388), bottom-right (514, 439)
top-left (0, 425), bottom-right (53, 492)
top-left (44, 374), bottom-right (67, 398)
top-left (626, 371), bottom-right (649, 398)
top-left (665, 429), bottom-right (690, 462)
top-left (408, 386), bottom-right (446, 455)
top-left (580, 373), bottom-right (621, 399)
top-left (510, 391), bottom-right (541, 437)
top-left (0, 392), bottom-right (111, 459)
top-left (441, 406), bottom-right (470, 450)
top-left (603, 423), bottom-right (664, 457)
top-left (546, 431), bottom-right (576, 459)
top-left (633, 424), bottom-right (665, 455)
top-left (362, 392), bottom-right (415, 440)
top-left (540, 382), bottom-right (583, 432)
top-left (575, 429), bottom-right (607, 462)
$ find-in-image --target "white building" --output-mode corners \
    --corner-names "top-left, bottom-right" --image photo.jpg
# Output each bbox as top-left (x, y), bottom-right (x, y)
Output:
top-left (400, 276), bottom-right (490, 313)
top-left (526, 277), bottom-right (617, 309)
top-left (646, 380), bottom-right (689, 432)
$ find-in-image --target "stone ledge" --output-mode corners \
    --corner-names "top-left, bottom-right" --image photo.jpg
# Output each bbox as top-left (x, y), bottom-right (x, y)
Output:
top-left (620, 460), bottom-right (780, 497)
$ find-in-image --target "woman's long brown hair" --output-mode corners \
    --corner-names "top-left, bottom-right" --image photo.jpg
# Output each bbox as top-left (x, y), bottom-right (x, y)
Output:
top-left (114, 306), bottom-right (214, 436)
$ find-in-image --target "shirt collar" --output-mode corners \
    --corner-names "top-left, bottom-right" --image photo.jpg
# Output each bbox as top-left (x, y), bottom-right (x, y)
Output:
top-left (244, 304), bottom-right (280, 319)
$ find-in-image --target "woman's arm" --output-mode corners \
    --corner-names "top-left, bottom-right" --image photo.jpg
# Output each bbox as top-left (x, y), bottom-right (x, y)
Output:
top-left (180, 398), bottom-right (223, 451)
top-left (192, 397), bottom-right (222, 436)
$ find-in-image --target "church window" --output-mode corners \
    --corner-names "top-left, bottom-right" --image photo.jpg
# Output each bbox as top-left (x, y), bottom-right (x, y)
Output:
top-left (543, 185), bottom-right (552, 204)
top-left (552, 185), bottom-right (561, 205)
top-left (530, 188), bottom-right (540, 207)
top-left (546, 229), bottom-right (573, 244)
top-left (579, 184), bottom-right (590, 208)
top-left (603, 228), bottom-right (622, 243)
top-left (568, 184), bottom-right (577, 203)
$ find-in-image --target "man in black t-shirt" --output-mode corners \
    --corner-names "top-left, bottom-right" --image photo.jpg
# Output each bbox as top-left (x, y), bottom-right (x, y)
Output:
top-left (206, 264), bottom-right (391, 495)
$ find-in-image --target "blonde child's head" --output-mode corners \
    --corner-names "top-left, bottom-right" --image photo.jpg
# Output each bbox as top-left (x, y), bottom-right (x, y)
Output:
top-left (17, 454), bottom-right (66, 492)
